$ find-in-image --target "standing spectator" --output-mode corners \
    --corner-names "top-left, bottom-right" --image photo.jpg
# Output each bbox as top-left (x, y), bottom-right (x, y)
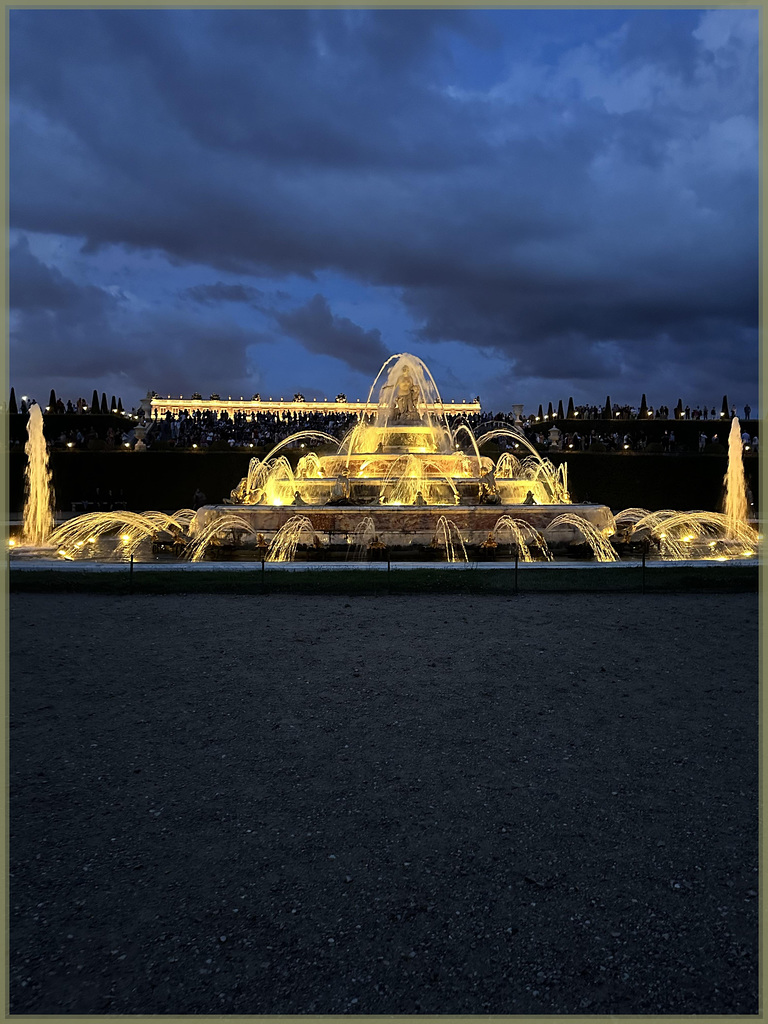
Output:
top-left (744, 404), bottom-right (751, 419)
top-left (193, 487), bottom-right (207, 509)
top-left (699, 432), bottom-right (707, 452)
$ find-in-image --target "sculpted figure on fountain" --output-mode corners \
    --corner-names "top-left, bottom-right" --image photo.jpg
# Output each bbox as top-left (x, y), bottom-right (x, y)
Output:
top-left (393, 366), bottom-right (421, 423)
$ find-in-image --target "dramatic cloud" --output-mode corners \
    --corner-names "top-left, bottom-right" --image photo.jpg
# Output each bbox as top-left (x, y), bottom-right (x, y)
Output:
top-left (9, 237), bottom-right (270, 401)
top-left (8, 8), bottom-right (759, 411)
top-left (273, 294), bottom-right (391, 376)
top-left (184, 282), bottom-right (263, 306)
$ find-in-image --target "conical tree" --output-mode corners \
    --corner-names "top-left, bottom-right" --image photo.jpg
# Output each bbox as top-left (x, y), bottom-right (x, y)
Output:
top-left (546, 401), bottom-right (554, 420)
top-left (557, 399), bottom-right (564, 420)
top-left (9, 387), bottom-right (17, 415)
top-left (117, 397), bottom-right (124, 412)
top-left (100, 392), bottom-right (109, 414)
top-left (537, 404), bottom-right (544, 421)
top-left (110, 395), bottom-right (117, 413)
top-left (48, 388), bottom-right (57, 412)
top-left (639, 393), bottom-right (648, 418)
top-left (721, 394), bottom-right (729, 419)
top-left (91, 389), bottom-right (100, 413)
top-left (603, 396), bottom-right (612, 419)
top-left (566, 397), bottom-right (575, 419)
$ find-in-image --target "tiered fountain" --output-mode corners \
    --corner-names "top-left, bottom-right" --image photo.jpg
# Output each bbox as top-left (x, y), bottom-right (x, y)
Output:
top-left (197, 353), bottom-right (613, 560)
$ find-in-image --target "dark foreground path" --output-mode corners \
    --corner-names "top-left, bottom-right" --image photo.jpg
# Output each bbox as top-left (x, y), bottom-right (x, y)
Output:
top-left (9, 593), bottom-right (758, 1015)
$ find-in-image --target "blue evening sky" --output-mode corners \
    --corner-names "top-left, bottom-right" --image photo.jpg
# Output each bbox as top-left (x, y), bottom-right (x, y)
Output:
top-left (8, 7), bottom-right (759, 415)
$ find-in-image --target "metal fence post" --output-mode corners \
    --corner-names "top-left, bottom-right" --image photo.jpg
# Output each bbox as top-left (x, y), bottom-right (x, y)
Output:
top-left (641, 541), bottom-right (648, 594)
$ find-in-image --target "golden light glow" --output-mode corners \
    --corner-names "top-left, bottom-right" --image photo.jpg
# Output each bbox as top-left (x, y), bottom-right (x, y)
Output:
top-left (7, 539), bottom-right (16, 547)
top-left (21, 353), bottom-right (754, 568)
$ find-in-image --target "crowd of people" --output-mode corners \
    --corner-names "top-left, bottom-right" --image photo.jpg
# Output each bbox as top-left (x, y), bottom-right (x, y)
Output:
top-left (150, 407), bottom-right (361, 449)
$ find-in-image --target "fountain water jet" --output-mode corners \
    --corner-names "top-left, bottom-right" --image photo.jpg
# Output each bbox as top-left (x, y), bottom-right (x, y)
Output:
top-left (724, 417), bottom-right (748, 527)
top-left (432, 516), bottom-right (468, 562)
top-left (266, 516), bottom-right (321, 562)
top-left (21, 404), bottom-right (55, 548)
top-left (492, 516), bottom-right (553, 562)
top-left (544, 514), bottom-right (619, 562)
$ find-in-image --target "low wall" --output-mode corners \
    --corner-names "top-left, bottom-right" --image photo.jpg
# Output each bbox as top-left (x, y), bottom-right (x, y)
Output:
top-left (8, 449), bottom-right (759, 516)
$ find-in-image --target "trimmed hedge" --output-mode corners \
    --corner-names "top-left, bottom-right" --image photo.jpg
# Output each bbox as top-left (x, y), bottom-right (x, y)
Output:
top-left (8, 448), bottom-right (759, 515)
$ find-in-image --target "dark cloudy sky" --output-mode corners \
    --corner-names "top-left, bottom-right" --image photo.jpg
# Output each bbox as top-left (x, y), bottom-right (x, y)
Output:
top-left (9, 7), bottom-right (759, 414)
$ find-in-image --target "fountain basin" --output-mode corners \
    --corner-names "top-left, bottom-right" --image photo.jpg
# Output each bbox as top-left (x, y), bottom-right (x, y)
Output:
top-left (195, 501), bottom-right (614, 551)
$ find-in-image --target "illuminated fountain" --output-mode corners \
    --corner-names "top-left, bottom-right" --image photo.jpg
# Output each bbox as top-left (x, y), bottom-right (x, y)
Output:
top-left (9, 359), bottom-right (758, 566)
top-left (48, 509), bottom-right (198, 560)
top-left (610, 415), bottom-right (761, 561)
top-left (196, 353), bottom-right (613, 560)
top-left (9, 404), bottom-right (57, 556)
top-left (724, 416), bottom-right (748, 527)
top-left (609, 418), bottom-right (759, 561)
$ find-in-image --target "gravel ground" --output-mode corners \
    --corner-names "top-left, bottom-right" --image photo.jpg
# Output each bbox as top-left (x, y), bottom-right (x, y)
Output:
top-left (9, 592), bottom-right (759, 1015)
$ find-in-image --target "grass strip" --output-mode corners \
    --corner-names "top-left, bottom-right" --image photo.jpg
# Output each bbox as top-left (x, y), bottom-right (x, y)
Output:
top-left (8, 564), bottom-right (758, 596)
